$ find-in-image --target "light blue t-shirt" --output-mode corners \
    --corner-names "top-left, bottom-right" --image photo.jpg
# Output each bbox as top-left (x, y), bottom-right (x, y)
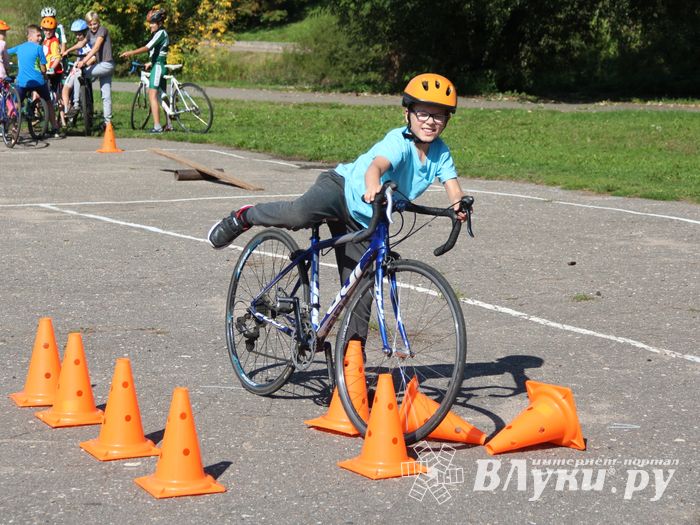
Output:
top-left (6, 41), bottom-right (46, 88)
top-left (335, 127), bottom-right (458, 227)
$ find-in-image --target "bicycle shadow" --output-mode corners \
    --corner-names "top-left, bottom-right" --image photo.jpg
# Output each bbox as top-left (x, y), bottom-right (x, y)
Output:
top-left (450, 354), bottom-right (545, 438)
top-left (13, 137), bottom-right (50, 149)
top-left (267, 358), bottom-right (334, 406)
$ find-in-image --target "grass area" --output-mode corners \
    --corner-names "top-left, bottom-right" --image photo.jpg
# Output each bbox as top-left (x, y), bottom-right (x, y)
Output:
top-left (234, 17), bottom-right (315, 42)
top-left (106, 91), bottom-right (700, 203)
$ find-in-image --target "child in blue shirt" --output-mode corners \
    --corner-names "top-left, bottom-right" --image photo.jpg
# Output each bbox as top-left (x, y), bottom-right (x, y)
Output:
top-left (208, 73), bottom-right (467, 343)
top-left (209, 72), bottom-right (466, 243)
top-left (7, 24), bottom-right (59, 137)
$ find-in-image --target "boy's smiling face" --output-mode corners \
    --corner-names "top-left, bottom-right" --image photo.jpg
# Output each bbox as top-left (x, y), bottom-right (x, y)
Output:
top-left (404, 102), bottom-right (450, 143)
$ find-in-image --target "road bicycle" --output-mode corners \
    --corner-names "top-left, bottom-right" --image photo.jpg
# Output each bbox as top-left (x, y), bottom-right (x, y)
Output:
top-left (0, 77), bottom-right (22, 148)
top-left (128, 61), bottom-right (213, 133)
top-left (225, 182), bottom-right (475, 444)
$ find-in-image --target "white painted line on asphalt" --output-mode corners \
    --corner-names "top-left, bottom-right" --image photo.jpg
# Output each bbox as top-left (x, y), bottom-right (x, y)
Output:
top-left (0, 194), bottom-right (304, 208)
top-left (462, 188), bottom-right (700, 225)
top-left (209, 149), bottom-right (300, 168)
top-left (35, 203), bottom-right (700, 365)
top-left (462, 297), bottom-right (699, 364)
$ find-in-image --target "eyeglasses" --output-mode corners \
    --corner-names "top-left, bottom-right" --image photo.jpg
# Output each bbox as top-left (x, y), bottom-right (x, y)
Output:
top-left (411, 109), bottom-right (449, 125)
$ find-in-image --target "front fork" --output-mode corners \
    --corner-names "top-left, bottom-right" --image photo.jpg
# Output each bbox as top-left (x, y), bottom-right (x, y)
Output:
top-left (374, 242), bottom-right (412, 358)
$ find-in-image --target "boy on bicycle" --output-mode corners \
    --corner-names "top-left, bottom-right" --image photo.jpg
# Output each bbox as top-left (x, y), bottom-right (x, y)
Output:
top-left (119, 8), bottom-right (169, 134)
top-left (7, 24), bottom-right (59, 137)
top-left (62, 19), bottom-right (95, 117)
top-left (208, 73), bottom-right (468, 332)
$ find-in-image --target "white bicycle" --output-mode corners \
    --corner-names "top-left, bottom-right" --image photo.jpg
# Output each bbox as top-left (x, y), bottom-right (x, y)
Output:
top-left (129, 61), bottom-right (213, 133)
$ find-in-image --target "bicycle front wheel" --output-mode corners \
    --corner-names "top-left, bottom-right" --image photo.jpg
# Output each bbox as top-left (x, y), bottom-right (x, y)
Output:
top-left (130, 84), bottom-right (150, 130)
top-left (2, 87), bottom-right (22, 148)
top-left (173, 82), bottom-right (213, 133)
top-left (28, 98), bottom-right (48, 140)
top-left (335, 258), bottom-right (466, 444)
top-left (226, 229), bottom-right (309, 395)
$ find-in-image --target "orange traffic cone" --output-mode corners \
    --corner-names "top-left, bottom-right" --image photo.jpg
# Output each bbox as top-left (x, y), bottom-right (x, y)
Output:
top-left (485, 380), bottom-right (585, 455)
top-left (96, 122), bottom-right (123, 153)
top-left (9, 317), bottom-right (61, 407)
top-left (338, 374), bottom-right (427, 479)
top-left (35, 332), bottom-right (104, 428)
top-left (135, 387), bottom-right (225, 498)
top-left (80, 358), bottom-right (160, 461)
top-left (305, 340), bottom-right (368, 436)
top-left (400, 376), bottom-right (486, 445)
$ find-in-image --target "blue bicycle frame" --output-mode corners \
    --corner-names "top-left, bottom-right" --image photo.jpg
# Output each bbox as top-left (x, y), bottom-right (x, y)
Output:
top-left (240, 214), bottom-right (411, 358)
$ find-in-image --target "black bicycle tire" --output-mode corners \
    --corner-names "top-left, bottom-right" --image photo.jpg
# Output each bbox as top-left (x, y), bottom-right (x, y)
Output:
top-left (173, 82), bottom-right (213, 133)
top-left (130, 83), bottom-right (150, 130)
top-left (79, 84), bottom-right (92, 136)
top-left (2, 86), bottom-right (21, 148)
top-left (28, 98), bottom-right (48, 140)
top-left (226, 228), bottom-right (310, 395)
top-left (334, 258), bottom-right (466, 445)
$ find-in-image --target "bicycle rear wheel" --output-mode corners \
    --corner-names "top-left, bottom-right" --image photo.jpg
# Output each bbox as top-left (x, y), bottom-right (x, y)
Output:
top-left (173, 82), bottom-right (213, 133)
top-left (2, 87), bottom-right (22, 148)
top-left (130, 83), bottom-right (150, 130)
top-left (226, 229), bottom-right (309, 395)
top-left (28, 98), bottom-right (48, 140)
top-left (80, 84), bottom-right (93, 136)
top-left (335, 258), bottom-right (466, 445)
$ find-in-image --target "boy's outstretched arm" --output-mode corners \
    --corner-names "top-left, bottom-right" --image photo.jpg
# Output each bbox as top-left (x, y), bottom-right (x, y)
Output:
top-left (363, 156), bottom-right (392, 203)
top-left (444, 178), bottom-right (467, 222)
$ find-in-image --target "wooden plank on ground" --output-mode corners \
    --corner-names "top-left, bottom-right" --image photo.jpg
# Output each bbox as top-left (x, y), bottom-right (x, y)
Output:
top-left (149, 148), bottom-right (263, 191)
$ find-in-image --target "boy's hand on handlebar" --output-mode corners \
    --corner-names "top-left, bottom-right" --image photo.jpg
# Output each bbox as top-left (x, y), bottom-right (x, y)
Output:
top-left (363, 182), bottom-right (383, 203)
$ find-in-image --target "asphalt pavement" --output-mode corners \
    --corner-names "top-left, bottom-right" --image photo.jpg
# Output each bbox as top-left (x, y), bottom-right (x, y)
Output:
top-left (1, 135), bottom-right (698, 524)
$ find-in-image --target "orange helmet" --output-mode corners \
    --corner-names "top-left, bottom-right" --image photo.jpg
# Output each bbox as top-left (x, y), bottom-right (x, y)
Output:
top-left (0, 19), bottom-right (10, 31)
top-left (402, 73), bottom-right (458, 113)
top-left (41, 16), bottom-right (57, 30)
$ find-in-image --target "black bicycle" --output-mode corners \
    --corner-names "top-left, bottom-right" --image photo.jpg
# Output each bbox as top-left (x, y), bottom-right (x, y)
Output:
top-left (63, 61), bottom-right (94, 136)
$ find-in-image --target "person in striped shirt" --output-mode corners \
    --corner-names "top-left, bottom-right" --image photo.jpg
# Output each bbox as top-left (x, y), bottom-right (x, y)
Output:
top-left (120, 8), bottom-right (169, 133)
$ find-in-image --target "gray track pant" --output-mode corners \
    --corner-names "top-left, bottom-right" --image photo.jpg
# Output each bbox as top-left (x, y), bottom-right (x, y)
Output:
top-left (246, 170), bottom-right (371, 342)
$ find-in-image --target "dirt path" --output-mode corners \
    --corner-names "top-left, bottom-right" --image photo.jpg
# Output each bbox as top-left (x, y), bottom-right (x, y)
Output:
top-left (111, 81), bottom-right (700, 112)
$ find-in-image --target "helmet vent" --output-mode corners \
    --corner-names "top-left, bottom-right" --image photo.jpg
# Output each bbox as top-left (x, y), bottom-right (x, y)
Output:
top-left (435, 80), bottom-right (441, 89)
top-left (446, 86), bottom-right (452, 96)
top-left (421, 81), bottom-right (429, 91)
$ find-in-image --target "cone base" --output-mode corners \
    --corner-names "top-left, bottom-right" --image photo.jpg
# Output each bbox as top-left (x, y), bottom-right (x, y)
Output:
top-left (80, 438), bottom-right (160, 461)
top-left (97, 148), bottom-right (124, 153)
top-left (338, 456), bottom-right (427, 480)
top-left (35, 408), bottom-right (104, 428)
top-left (305, 416), bottom-right (360, 436)
top-left (9, 391), bottom-right (54, 407)
top-left (135, 473), bottom-right (225, 499)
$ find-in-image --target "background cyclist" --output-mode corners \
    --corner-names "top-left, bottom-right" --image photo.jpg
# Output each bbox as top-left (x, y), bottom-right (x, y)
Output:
top-left (119, 9), bottom-right (169, 134)
top-left (74, 11), bottom-right (114, 129)
top-left (62, 19), bottom-right (95, 118)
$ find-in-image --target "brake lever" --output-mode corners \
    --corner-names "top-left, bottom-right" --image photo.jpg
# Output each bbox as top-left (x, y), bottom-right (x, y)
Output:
top-left (385, 186), bottom-right (394, 225)
top-left (460, 196), bottom-right (475, 238)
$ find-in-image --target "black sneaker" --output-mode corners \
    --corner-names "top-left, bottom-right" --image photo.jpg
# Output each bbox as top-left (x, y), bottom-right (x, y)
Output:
top-left (52, 128), bottom-right (62, 139)
top-left (65, 105), bottom-right (79, 118)
top-left (207, 206), bottom-right (252, 249)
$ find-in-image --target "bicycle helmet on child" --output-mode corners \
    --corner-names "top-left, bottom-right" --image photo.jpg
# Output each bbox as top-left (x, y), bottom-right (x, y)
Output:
top-left (41, 6), bottom-right (57, 17)
top-left (70, 19), bottom-right (89, 32)
top-left (41, 17), bottom-right (57, 30)
top-left (0, 19), bottom-right (10, 31)
top-left (146, 8), bottom-right (167, 23)
top-left (402, 73), bottom-right (458, 113)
